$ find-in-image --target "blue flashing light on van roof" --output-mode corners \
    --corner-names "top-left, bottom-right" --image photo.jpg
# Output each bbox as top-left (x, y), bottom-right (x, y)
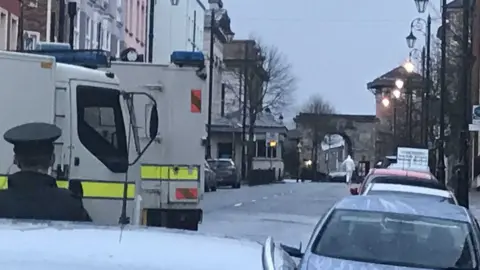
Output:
top-left (34, 42), bottom-right (71, 51)
top-left (23, 49), bottom-right (111, 68)
top-left (170, 51), bottom-right (205, 68)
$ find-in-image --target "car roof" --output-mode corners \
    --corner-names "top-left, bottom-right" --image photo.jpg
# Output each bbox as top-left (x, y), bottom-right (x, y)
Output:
top-left (0, 220), bottom-right (262, 270)
top-left (334, 195), bottom-right (469, 222)
top-left (370, 168), bottom-right (433, 179)
top-left (368, 183), bottom-right (452, 198)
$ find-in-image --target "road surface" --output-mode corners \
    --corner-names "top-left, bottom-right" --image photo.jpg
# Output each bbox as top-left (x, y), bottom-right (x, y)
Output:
top-left (199, 181), bottom-right (349, 246)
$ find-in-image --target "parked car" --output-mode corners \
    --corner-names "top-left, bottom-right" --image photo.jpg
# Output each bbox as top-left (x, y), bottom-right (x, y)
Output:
top-left (204, 161), bottom-right (217, 192)
top-left (2, 220), bottom-right (264, 270)
top-left (350, 168), bottom-right (443, 195)
top-left (363, 183), bottom-right (458, 204)
top-left (327, 172), bottom-right (346, 183)
top-left (207, 158), bottom-right (240, 189)
top-left (270, 195), bottom-right (479, 270)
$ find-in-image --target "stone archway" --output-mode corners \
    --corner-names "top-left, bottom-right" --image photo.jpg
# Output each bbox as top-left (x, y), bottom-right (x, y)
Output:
top-left (294, 113), bottom-right (377, 166)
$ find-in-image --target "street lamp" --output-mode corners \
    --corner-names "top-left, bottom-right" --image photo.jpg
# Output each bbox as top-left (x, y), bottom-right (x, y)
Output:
top-left (382, 97), bottom-right (390, 107)
top-left (407, 16), bottom-right (432, 148)
top-left (414, 0), bottom-right (428, 13)
top-left (296, 142), bottom-right (302, 182)
top-left (393, 89), bottom-right (401, 99)
top-left (406, 31), bottom-right (417, 49)
top-left (395, 79), bottom-right (404, 89)
top-left (403, 61), bottom-right (415, 73)
top-left (403, 60), bottom-right (415, 145)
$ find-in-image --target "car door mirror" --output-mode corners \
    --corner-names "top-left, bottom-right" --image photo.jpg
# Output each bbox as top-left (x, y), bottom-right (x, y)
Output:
top-left (148, 104), bottom-right (159, 140)
top-left (280, 243), bottom-right (303, 258)
top-left (349, 187), bottom-right (358, 195)
top-left (262, 237), bottom-right (298, 270)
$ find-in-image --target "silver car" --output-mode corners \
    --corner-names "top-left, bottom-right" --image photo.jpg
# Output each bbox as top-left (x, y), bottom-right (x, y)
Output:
top-left (204, 161), bottom-right (217, 192)
top-left (273, 195), bottom-right (479, 270)
top-left (207, 158), bottom-right (240, 189)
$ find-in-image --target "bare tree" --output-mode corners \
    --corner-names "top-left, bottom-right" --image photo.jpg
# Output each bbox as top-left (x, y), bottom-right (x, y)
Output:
top-left (224, 38), bottom-right (297, 116)
top-left (301, 94), bottom-right (336, 115)
top-left (228, 38), bottom-right (297, 178)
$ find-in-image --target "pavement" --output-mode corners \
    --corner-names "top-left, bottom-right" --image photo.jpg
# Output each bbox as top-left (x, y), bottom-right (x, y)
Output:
top-left (198, 180), bottom-right (349, 247)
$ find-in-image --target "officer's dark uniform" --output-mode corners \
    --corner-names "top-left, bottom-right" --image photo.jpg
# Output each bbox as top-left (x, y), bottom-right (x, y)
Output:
top-left (0, 122), bottom-right (91, 222)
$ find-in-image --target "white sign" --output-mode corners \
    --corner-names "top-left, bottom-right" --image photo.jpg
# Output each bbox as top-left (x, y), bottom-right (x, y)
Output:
top-left (472, 105), bottom-right (480, 126)
top-left (396, 147), bottom-right (429, 168)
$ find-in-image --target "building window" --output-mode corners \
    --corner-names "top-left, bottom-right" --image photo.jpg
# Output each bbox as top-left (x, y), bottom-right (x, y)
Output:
top-left (10, 14), bottom-right (18, 50)
top-left (85, 17), bottom-right (91, 49)
top-left (256, 140), bottom-right (266, 157)
top-left (102, 31), bottom-right (111, 51)
top-left (136, 1), bottom-right (140, 38)
top-left (23, 31), bottom-right (40, 50)
top-left (116, 39), bottom-right (120, 58)
top-left (92, 21), bottom-right (99, 49)
top-left (28, 0), bottom-right (38, 7)
top-left (267, 146), bottom-right (277, 158)
top-left (217, 143), bottom-right (233, 158)
top-left (116, 0), bottom-right (122, 23)
top-left (74, 8), bottom-right (80, 49)
top-left (0, 8), bottom-right (7, 50)
top-left (129, 0), bottom-right (133, 31)
top-left (107, 32), bottom-right (111, 51)
top-left (141, 5), bottom-right (145, 42)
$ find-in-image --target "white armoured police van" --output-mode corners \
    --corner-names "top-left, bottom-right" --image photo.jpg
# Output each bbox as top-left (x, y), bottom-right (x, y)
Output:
top-left (105, 50), bottom-right (207, 230)
top-left (0, 46), bottom-right (158, 225)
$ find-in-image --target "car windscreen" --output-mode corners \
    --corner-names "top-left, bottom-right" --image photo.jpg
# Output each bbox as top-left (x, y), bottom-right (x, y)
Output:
top-left (312, 209), bottom-right (476, 269)
top-left (207, 160), bottom-right (232, 168)
top-left (371, 176), bottom-right (446, 190)
top-left (366, 190), bottom-right (455, 204)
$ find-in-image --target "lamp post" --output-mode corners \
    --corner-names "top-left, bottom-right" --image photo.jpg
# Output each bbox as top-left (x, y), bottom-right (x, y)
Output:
top-left (205, 8), bottom-right (235, 159)
top-left (454, 0), bottom-right (471, 207)
top-left (413, 0), bottom-right (446, 184)
top-left (296, 142), bottom-right (302, 182)
top-left (403, 58), bottom-right (416, 146)
top-left (406, 16), bottom-right (432, 148)
top-left (393, 80), bottom-right (403, 147)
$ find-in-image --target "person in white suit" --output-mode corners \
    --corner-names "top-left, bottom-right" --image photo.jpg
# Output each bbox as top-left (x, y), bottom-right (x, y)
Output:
top-left (342, 155), bottom-right (355, 185)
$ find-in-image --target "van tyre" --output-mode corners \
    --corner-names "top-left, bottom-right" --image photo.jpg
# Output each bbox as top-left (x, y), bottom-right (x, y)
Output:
top-left (211, 185), bottom-right (217, 192)
top-left (234, 182), bottom-right (241, 189)
top-left (204, 185), bottom-right (210, 192)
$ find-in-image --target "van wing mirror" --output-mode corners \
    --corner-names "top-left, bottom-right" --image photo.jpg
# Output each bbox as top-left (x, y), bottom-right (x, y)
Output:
top-left (148, 104), bottom-right (159, 140)
top-left (350, 187), bottom-right (359, 195)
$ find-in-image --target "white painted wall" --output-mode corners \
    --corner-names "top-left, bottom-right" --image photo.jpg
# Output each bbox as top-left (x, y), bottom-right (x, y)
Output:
top-left (152, 0), bottom-right (205, 64)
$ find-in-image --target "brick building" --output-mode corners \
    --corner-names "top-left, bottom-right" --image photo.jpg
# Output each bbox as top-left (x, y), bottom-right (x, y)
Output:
top-left (22, 0), bottom-right (62, 49)
top-left (0, 0), bottom-right (20, 50)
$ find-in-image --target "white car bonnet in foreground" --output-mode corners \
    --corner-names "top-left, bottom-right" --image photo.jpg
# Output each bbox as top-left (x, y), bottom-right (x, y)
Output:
top-left (0, 219), bottom-right (263, 270)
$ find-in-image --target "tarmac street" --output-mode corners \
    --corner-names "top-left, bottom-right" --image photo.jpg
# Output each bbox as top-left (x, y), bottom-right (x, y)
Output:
top-left (198, 181), bottom-right (349, 247)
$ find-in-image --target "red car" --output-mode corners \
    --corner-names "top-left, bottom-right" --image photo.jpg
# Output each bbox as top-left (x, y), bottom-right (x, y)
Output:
top-left (350, 168), bottom-right (444, 195)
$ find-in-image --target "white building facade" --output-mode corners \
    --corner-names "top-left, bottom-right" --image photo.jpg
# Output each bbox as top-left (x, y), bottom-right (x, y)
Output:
top-left (152, 0), bottom-right (205, 64)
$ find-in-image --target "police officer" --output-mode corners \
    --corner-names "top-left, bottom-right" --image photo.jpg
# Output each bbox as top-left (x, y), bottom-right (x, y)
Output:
top-left (0, 122), bottom-right (91, 222)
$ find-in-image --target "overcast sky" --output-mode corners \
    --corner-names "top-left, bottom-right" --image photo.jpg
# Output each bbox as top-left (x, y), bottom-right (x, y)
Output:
top-left (222, 0), bottom-right (442, 118)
